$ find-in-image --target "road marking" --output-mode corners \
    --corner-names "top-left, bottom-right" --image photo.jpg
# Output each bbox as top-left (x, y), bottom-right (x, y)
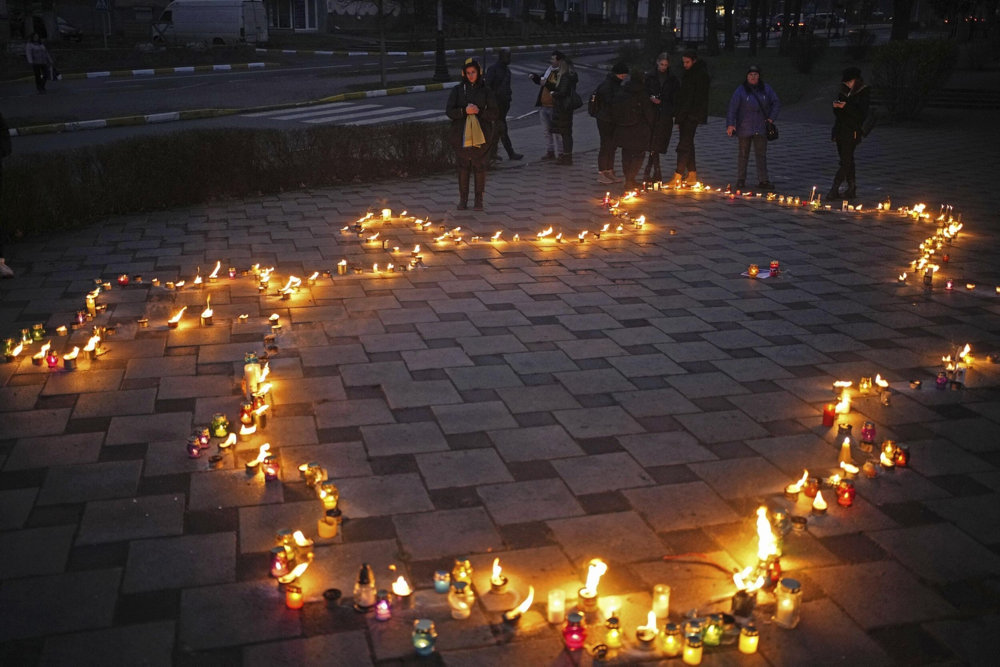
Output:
top-left (302, 105), bottom-right (414, 124)
top-left (344, 109), bottom-right (443, 125)
top-left (241, 101), bottom-right (358, 118)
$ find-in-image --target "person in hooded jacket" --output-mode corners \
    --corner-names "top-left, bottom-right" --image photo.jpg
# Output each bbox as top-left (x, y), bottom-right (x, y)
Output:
top-left (612, 69), bottom-right (654, 190)
top-left (547, 56), bottom-right (580, 165)
top-left (644, 53), bottom-right (679, 184)
top-left (725, 64), bottom-right (780, 190)
top-left (827, 67), bottom-right (870, 201)
top-left (595, 62), bottom-right (628, 184)
top-left (445, 59), bottom-right (500, 211)
top-left (668, 50), bottom-right (710, 187)
top-left (484, 48), bottom-right (523, 164)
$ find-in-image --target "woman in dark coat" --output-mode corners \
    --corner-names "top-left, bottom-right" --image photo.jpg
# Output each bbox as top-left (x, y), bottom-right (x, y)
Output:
top-left (445, 59), bottom-right (500, 210)
top-left (612, 70), bottom-right (654, 190)
top-left (644, 53), bottom-right (679, 183)
top-left (827, 66), bottom-right (870, 201)
top-left (548, 57), bottom-right (580, 165)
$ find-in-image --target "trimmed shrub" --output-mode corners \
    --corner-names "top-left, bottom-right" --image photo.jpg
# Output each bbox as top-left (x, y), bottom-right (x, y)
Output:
top-left (870, 39), bottom-right (957, 122)
top-left (2, 122), bottom-right (451, 239)
top-left (846, 29), bottom-right (876, 60)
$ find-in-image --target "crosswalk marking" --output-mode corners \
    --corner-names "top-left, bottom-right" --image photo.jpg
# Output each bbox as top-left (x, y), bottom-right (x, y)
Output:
top-left (241, 101), bottom-right (355, 118)
top-left (343, 109), bottom-right (444, 126)
top-left (241, 101), bottom-right (449, 127)
top-left (302, 105), bottom-right (414, 124)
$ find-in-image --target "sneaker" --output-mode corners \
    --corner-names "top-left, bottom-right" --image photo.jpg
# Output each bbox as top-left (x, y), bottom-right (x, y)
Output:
top-left (508, 153), bottom-right (524, 160)
top-left (758, 181), bottom-right (774, 191)
top-left (608, 172), bottom-right (623, 183)
top-left (597, 171), bottom-right (615, 185)
top-left (541, 152), bottom-right (556, 161)
top-left (0, 259), bottom-right (13, 279)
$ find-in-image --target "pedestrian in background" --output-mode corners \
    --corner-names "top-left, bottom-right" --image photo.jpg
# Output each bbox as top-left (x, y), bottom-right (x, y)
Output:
top-left (725, 64), bottom-right (780, 190)
top-left (25, 33), bottom-right (53, 94)
top-left (445, 59), bottom-right (499, 211)
top-left (529, 50), bottom-right (565, 161)
top-left (827, 67), bottom-right (870, 201)
top-left (644, 52), bottom-right (679, 184)
top-left (594, 62), bottom-right (628, 184)
top-left (667, 50), bottom-right (710, 187)
top-left (484, 48), bottom-right (523, 165)
top-left (548, 55), bottom-right (580, 165)
top-left (613, 69), bottom-right (653, 190)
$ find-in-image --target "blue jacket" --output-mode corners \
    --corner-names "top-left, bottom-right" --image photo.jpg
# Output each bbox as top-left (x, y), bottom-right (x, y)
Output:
top-left (726, 82), bottom-right (781, 137)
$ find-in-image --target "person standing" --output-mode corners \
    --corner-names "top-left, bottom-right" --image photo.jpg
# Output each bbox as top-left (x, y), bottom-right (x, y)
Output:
top-left (827, 67), bottom-right (870, 201)
top-left (667, 50), bottom-right (710, 187)
top-left (445, 59), bottom-right (499, 211)
top-left (548, 56), bottom-right (579, 165)
top-left (612, 69), bottom-right (653, 190)
top-left (529, 51), bottom-right (565, 161)
top-left (644, 53), bottom-right (679, 184)
top-left (484, 48), bottom-right (523, 164)
top-left (725, 64), bottom-right (780, 190)
top-left (0, 112), bottom-right (12, 278)
top-left (595, 62), bottom-right (628, 184)
top-left (25, 33), bottom-right (53, 94)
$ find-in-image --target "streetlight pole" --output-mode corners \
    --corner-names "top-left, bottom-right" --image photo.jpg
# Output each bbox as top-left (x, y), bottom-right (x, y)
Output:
top-left (433, 0), bottom-right (450, 82)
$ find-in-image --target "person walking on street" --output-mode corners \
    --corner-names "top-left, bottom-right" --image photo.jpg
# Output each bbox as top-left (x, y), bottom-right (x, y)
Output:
top-left (644, 53), bottom-right (679, 184)
top-left (612, 69), bottom-right (654, 190)
top-left (484, 48), bottom-right (523, 165)
top-left (529, 51), bottom-right (565, 161)
top-left (595, 62), bottom-right (628, 184)
top-left (548, 56), bottom-right (580, 165)
top-left (445, 59), bottom-right (499, 211)
top-left (668, 50), bottom-right (710, 187)
top-left (725, 64), bottom-right (780, 190)
top-left (827, 67), bottom-right (870, 201)
top-left (25, 33), bottom-right (53, 94)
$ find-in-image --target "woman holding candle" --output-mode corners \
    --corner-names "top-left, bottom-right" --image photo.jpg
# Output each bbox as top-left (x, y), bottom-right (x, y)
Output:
top-left (826, 67), bottom-right (871, 202)
top-left (445, 59), bottom-right (499, 211)
top-left (725, 64), bottom-right (780, 191)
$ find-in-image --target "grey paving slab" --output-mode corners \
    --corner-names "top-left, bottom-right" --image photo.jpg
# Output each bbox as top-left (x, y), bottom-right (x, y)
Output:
top-left (551, 452), bottom-right (654, 495)
top-left (124, 355), bottom-right (197, 379)
top-left (2, 408), bottom-right (72, 438)
top-left (40, 621), bottom-right (176, 667)
top-left (123, 532), bottom-right (237, 593)
top-left (179, 580), bottom-right (302, 650)
top-left (106, 412), bottom-right (192, 446)
top-left (456, 333), bottom-right (529, 356)
top-left (335, 473), bottom-right (435, 517)
top-left (188, 468), bottom-right (284, 510)
top-left (0, 525), bottom-right (76, 579)
top-left (445, 364), bottom-right (523, 390)
top-left (495, 384), bottom-right (582, 413)
top-left (38, 460), bottom-right (142, 505)
top-left (40, 369), bottom-right (123, 396)
top-left (244, 632), bottom-right (373, 667)
top-left (688, 457), bottom-right (788, 499)
top-left (237, 500), bottom-right (318, 554)
top-left (270, 375), bottom-right (346, 404)
top-left (392, 507), bottom-right (503, 560)
top-left (0, 488), bottom-right (38, 530)
top-left (743, 433), bottom-right (839, 476)
top-left (279, 441), bottom-right (373, 479)
top-left (553, 405), bottom-right (645, 439)
top-left (315, 397), bottom-right (394, 428)
top-left (868, 523), bottom-right (1000, 583)
top-left (616, 430), bottom-right (717, 467)
top-left (676, 409), bottom-right (771, 444)
top-left (666, 372), bottom-right (750, 398)
top-left (554, 368), bottom-right (637, 395)
top-left (488, 424), bottom-right (585, 462)
top-left (360, 421), bottom-right (449, 457)
top-left (546, 511), bottom-right (666, 564)
top-left (0, 383), bottom-right (42, 411)
top-left (478, 478), bottom-right (585, 524)
top-left (298, 343), bottom-right (369, 367)
top-left (504, 349), bottom-right (579, 374)
top-left (924, 614), bottom-right (1000, 667)
top-left (0, 568), bottom-right (121, 641)
top-left (416, 449), bottom-right (513, 489)
top-left (854, 468), bottom-right (951, 506)
top-left (73, 387), bottom-right (158, 418)
top-left (728, 390), bottom-right (819, 424)
top-left (77, 494), bottom-right (185, 545)
top-left (432, 400), bottom-right (518, 434)
top-left (624, 481), bottom-right (740, 532)
top-left (4, 432), bottom-right (104, 470)
top-left (382, 379), bottom-right (463, 409)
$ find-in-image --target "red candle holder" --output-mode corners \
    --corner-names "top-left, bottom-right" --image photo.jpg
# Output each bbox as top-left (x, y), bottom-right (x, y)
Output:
top-left (822, 404), bottom-right (836, 427)
top-left (836, 480), bottom-right (855, 507)
top-left (562, 612), bottom-right (587, 651)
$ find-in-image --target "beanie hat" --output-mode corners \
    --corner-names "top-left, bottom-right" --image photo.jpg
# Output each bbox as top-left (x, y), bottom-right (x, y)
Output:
top-left (747, 64), bottom-right (761, 74)
top-left (612, 62), bottom-right (629, 75)
top-left (842, 67), bottom-right (862, 82)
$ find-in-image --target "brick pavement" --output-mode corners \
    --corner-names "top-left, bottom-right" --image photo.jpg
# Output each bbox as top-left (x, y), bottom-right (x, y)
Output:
top-left (2, 108), bottom-right (1000, 665)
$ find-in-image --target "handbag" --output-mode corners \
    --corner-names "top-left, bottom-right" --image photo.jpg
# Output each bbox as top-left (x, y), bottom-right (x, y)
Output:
top-left (765, 120), bottom-right (779, 141)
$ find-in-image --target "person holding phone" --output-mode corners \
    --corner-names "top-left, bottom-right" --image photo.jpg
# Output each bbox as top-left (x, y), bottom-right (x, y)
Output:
top-left (827, 67), bottom-right (870, 201)
top-left (725, 64), bottom-right (780, 191)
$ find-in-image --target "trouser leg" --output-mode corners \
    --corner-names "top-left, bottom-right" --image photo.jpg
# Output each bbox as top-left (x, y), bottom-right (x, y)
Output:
top-left (597, 120), bottom-right (615, 171)
top-left (753, 135), bottom-right (769, 183)
top-left (675, 120), bottom-right (698, 174)
top-left (737, 136), bottom-right (751, 182)
top-left (540, 107), bottom-right (555, 153)
top-left (33, 65), bottom-right (46, 91)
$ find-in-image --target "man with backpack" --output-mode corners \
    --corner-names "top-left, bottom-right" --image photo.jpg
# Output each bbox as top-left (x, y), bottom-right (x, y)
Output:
top-left (592, 62), bottom-right (628, 184)
top-left (484, 49), bottom-right (524, 165)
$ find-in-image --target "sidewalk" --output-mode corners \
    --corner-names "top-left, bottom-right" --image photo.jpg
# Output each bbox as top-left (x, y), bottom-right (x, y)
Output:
top-left (1, 111), bottom-right (999, 665)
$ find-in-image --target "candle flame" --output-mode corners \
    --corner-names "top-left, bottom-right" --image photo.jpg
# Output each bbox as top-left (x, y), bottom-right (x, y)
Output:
top-left (33, 341), bottom-right (52, 359)
top-left (221, 433), bottom-right (237, 448)
top-left (786, 469), bottom-right (808, 494)
top-left (201, 296), bottom-right (213, 318)
top-left (63, 346), bottom-right (80, 361)
top-left (83, 334), bottom-right (101, 352)
top-left (812, 491), bottom-right (828, 511)
top-left (338, 259), bottom-right (347, 267)
top-left (899, 272), bottom-right (907, 281)
top-left (835, 391), bottom-right (850, 414)
top-left (392, 575), bottom-right (412, 596)
top-left (733, 565), bottom-right (765, 593)
top-left (504, 586), bottom-right (535, 620)
top-left (168, 307), bottom-right (187, 325)
top-left (491, 231), bottom-right (502, 241)
top-left (240, 424), bottom-right (257, 436)
top-left (257, 382), bottom-right (272, 397)
top-left (208, 261), bottom-right (221, 279)
top-left (537, 226), bottom-right (553, 239)
top-left (875, 374), bottom-right (889, 389)
top-left (280, 276), bottom-right (302, 293)
top-left (578, 231), bottom-right (587, 240)
top-left (601, 223), bottom-right (610, 232)
top-left (249, 443), bottom-right (270, 465)
top-left (491, 557), bottom-right (503, 584)
top-left (583, 558), bottom-right (608, 594)
top-left (958, 343), bottom-right (971, 360)
top-left (308, 271), bottom-right (319, 281)
top-left (381, 208), bottom-right (391, 219)
top-left (755, 506), bottom-right (778, 562)
top-left (368, 232), bottom-right (380, 242)
top-left (880, 450), bottom-right (895, 467)
top-left (643, 609), bottom-right (657, 630)
top-left (254, 404), bottom-right (270, 417)
top-left (193, 275), bottom-right (203, 285)
top-left (259, 362), bottom-right (270, 384)
top-left (840, 461), bottom-right (860, 475)
top-left (292, 530), bottom-right (312, 548)
top-left (833, 380), bottom-right (852, 389)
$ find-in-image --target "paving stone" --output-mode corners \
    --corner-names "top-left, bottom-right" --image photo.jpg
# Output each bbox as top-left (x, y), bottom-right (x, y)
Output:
top-left (743, 433), bottom-right (839, 476)
top-left (787, 494), bottom-right (900, 538)
top-left (334, 473), bottom-right (434, 517)
top-left (279, 441), bottom-right (373, 479)
top-left (382, 380), bottom-right (463, 409)
top-left (243, 632), bottom-right (373, 667)
top-left (40, 369), bottom-right (123, 396)
top-left (805, 561), bottom-right (956, 629)
top-left (237, 501), bottom-right (318, 553)
top-left (0, 525), bottom-right (76, 579)
top-left (0, 568), bottom-right (121, 641)
top-left (478, 478), bottom-right (584, 525)
top-left (124, 355), bottom-right (197, 379)
top-left (0, 383), bottom-right (42, 411)
top-left (445, 365), bottom-right (523, 390)
top-left (553, 405), bottom-right (645, 439)
top-left (495, 384), bottom-right (582, 413)
top-left (106, 412), bottom-right (192, 446)
top-left (456, 333), bottom-right (528, 356)
top-left (554, 368), bottom-right (636, 395)
top-left (628, 552), bottom-right (741, 619)
top-left (416, 449), bottom-right (513, 489)
top-left (546, 511), bottom-right (666, 564)
top-left (923, 614), bottom-right (1000, 667)
top-left (432, 401), bottom-right (518, 434)
top-left (72, 387), bottom-right (158, 418)
top-left (555, 337), bottom-right (628, 360)
top-left (624, 481), bottom-right (740, 533)
top-left (616, 431), bottom-right (716, 468)
top-left (867, 523), bottom-right (1000, 583)
top-left (5, 432), bottom-right (104, 470)
top-left (488, 424), bottom-right (584, 462)
top-left (392, 507), bottom-right (503, 560)
top-left (123, 532), bottom-right (236, 593)
top-left (40, 621), bottom-right (176, 667)
top-left (504, 349), bottom-right (579, 375)
top-left (610, 387), bottom-right (701, 419)
top-left (0, 488), bottom-right (38, 529)
top-left (728, 390), bottom-right (819, 423)
top-left (551, 452), bottom-right (653, 495)
top-left (401, 346), bottom-right (474, 370)
top-left (926, 417), bottom-right (1000, 453)
top-left (315, 398), bottom-right (395, 428)
top-left (667, 372), bottom-right (750, 398)
top-left (38, 460), bottom-right (142, 505)
top-left (360, 421), bottom-right (449, 457)
top-left (179, 580), bottom-right (301, 650)
top-left (922, 493), bottom-right (1000, 544)
top-left (298, 343), bottom-right (369, 367)
top-left (906, 439), bottom-right (992, 477)
top-left (77, 494), bottom-right (185, 545)
top-left (688, 456), bottom-right (788, 499)
top-left (855, 468), bottom-right (951, 506)
top-left (676, 410), bottom-right (770, 445)
top-left (2, 408), bottom-right (72, 438)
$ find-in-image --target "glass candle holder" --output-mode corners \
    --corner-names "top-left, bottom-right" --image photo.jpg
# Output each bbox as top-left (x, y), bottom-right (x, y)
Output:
top-left (774, 578), bottom-right (802, 628)
top-left (353, 563), bottom-right (377, 612)
top-left (661, 622), bottom-right (682, 657)
top-left (739, 621), bottom-right (759, 654)
top-left (748, 264), bottom-right (760, 278)
top-left (836, 479), bottom-right (856, 507)
top-left (547, 588), bottom-right (566, 624)
top-left (703, 613), bottom-right (723, 646)
top-left (448, 581), bottom-right (473, 620)
top-left (682, 633), bottom-right (703, 665)
top-left (433, 569), bottom-right (451, 594)
top-left (451, 557), bottom-right (473, 586)
top-left (562, 612), bottom-right (587, 651)
top-left (861, 420), bottom-right (876, 445)
top-left (893, 443), bottom-right (910, 467)
top-left (412, 619), bottom-right (437, 656)
top-left (285, 584), bottom-right (304, 610)
top-left (210, 413), bottom-right (230, 438)
top-left (604, 615), bottom-right (622, 649)
top-left (652, 584), bottom-right (671, 619)
top-left (374, 589), bottom-right (392, 621)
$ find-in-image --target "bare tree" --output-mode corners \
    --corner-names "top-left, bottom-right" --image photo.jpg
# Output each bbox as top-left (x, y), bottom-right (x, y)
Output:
top-left (646, 0), bottom-right (665, 56)
top-left (890, 0), bottom-right (915, 40)
top-left (749, 0), bottom-right (760, 55)
top-left (723, 0), bottom-right (735, 53)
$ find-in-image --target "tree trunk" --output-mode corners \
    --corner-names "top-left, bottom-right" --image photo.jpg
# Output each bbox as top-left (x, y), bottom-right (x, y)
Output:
top-left (706, 0), bottom-right (719, 55)
top-left (749, 0), bottom-right (760, 55)
top-left (891, 0), bottom-right (914, 40)
top-left (646, 0), bottom-right (664, 56)
top-left (723, 0), bottom-right (735, 53)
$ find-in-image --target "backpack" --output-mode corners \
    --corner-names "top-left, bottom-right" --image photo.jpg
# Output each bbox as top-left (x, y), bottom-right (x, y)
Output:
top-left (588, 86), bottom-right (602, 117)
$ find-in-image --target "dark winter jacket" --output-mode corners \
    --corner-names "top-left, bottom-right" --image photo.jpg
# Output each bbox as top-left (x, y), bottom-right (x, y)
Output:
top-left (612, 78), bottom-right (653, 151)
top-left (833, 81), bottom-right (870, 143)
top-left (726, 80), bottom-right (781, 137)
top-left (675, 59), bottom-right (710, 124)
top-left (484, 59), bottom-right (512, 110)
top-left (445, 66), bottom-right (500, 150)
top-left (645, 68), bottom-right (679, 152)
top-left (548, 67), bottom-right (579, 130)
top-left (594, 72), bottom-right (623, 123)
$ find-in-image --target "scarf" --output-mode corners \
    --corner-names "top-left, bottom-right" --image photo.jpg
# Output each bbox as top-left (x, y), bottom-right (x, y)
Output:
top-left (463, 114), bottom-right (486, 148)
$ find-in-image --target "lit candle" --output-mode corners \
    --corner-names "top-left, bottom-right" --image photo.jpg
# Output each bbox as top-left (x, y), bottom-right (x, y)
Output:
top-left (262, 455), bottom-right (280, 481)
top-left (836, 479), bottom-right (855, 507)
top-left (285, 584), bottom-right (304, 610)
top-left (682, 633), bottom-right (703, 665)
top-left (562, 612), bottom-right (587, 651)
top-left (317, 508), bottom-right (342, 539)
top-left (661, 622), bottom-right (682, 656)
top-left (773, 578), bottom-right (802, 628)
top-left (812, 490), bottom-right (828, 515)
top-left (577, 558), bottom-right (607, 613)
top-left (547, 588), bottom-right (566, 624)
top-left (448, 581), bottom-right (473, 619)
top-left (652, 584), bottom-right (670, 619)
top-left (604, 612), bottom-right (622, 648)
top-left (412, 619), bottom-right (437, 656)
top-left (635, 610), bottom-right (658, 649)
top-left (502, 586), bottom-right (534, 626)
top-left (739, 621), bottom-right (759, 654)
top-left (391, 575), bottom-right (414, 609)
top-left (353, 563), bottom-right (377, 612)
top-left (822, 403), bottom-right (836, 427)
top-left (433, 569), bottom-right (450, 594)
top-left (785, 470), bottom-right (808, 499)
top-left (374, 589), bottom-right (392, 621)
top-left (703, 613), bottom-right (723, 646)
top-left (489, 557), bottom-right (508, 594)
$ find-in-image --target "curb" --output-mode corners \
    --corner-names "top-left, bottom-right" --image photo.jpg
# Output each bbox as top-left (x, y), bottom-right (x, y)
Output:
top-left (8, 82), bottom-right (460, 137)
top-left (11, 62), bottom-right (276, 83)
top-left (255, 38), bottom-right (640, 58)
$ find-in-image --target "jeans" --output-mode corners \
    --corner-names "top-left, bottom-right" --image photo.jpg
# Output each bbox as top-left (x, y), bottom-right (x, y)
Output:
top-left (539, 106), bottom-right (562, 155)
top-left (675, 118), bottom-right (699, 174)
top-left (32, 64), bottom-right (47, 92)
top-left (737, 134), bottom-right (768, 183)
top-left (597, 120), bottom-right (616, 171)
top-left (833, 138), bottom-right (858, 188)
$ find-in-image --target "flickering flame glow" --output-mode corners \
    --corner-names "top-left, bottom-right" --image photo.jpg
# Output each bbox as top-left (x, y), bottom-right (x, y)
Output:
top-left (491, 558), bottom-right (504, 585)
top-left (959, 343), bottom-right (971, 362)
top-left (259, 362), bottom-right (271, 384)
top-left (33, 341), bottom-right (52, 360)
top-left (785, 470), bottom-right (808, 494)
top-left (381, 208), bottom-right (391, 220)
top-left (201, 296), bottom-right (213, 319)
top-left (83, 334), bottom-right (101, 353)
top-left (840, 461), bottom-right (860, 475)
top-left (833, 380), bottom-right (852, 390)
top-left (338, 259), bottom-right (347, 267)
top-left (368, 232), bottom-right (380, 242)
top-left (63, 346), bottom-right (80, 361)
top-left (834, 391), bottom-right (850, 414)
top-left (208, 261), bottom-right (221, 279)
top-left (640, 610), bottom-right (658, 631)
top-left (504, 586), bottom-right (535, 620)
top-left (248, 443), bottom-right (270, 465)
top-left (240, 424), bottom-right (257, 436)
top-left (880, 450), bottom-right (895, 467)
top-left (308, 271), bottom-right (319, 281)
top-left (875, 374), bottom-right (889, 390)
top-left (221, 433), bottom-right (237, 448)
top-left (168, 307), bottom-right (187, 325)
top-left (583, 558), bottom-right (608, 595)
top-left (491, 231), bottom-right (503, 241)
top-left (392, 575), bottom-right (412, 596)
top-left (537, 226), bottom-right (554, 239)
top-left (193, 274), bottom-right (203, 285)
top-left (254, 404), bottom-right (270, 417)
top-left (280, 276), bottom-right (302, 293)
top-left (755, 506), bottom-right (778, 562)
top-left (812, 491), bottom-right (828, 512)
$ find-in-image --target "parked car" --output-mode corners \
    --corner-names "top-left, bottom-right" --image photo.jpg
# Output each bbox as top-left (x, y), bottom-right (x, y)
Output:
top-left (769, 14), bottom-right (810, 32)
top-left (8, 12), bottom-right (82, 41)
top-left (57, 17), bottom-right (83, 41)
top-left (809, 13), bottom-right (847, 34)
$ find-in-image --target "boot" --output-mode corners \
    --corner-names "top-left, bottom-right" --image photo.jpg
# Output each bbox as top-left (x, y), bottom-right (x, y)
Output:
top-left (842, 182), bottom-right (857, 199)
top-left (666, 172), bottom-right (683, 188)
top-left (826, 181), bottom-right (842, 201)
top-left (683, 170), bottom-right (698, 184)
top-left (643, 154), bottom-right (654, 183)
top-left (457, 167), bottom-right (470, 210)
top-left (473, 169), bottom-right (485, 210)
top-left (651, 154), bottom-right (662, 183)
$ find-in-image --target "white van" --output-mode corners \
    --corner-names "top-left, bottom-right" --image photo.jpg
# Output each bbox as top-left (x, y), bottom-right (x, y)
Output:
top-left (152, 0), bottom-right (268, 46)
